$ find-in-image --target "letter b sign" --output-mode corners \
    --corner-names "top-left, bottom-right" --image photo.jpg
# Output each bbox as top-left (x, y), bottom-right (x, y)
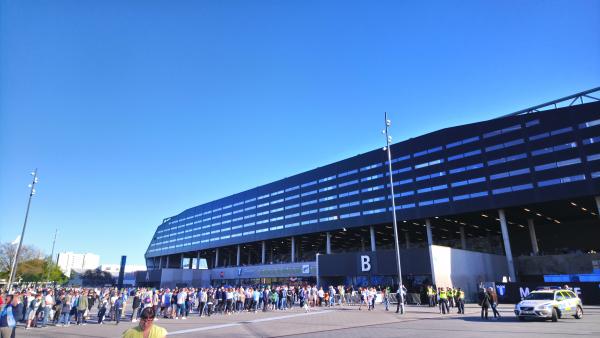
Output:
top-left (360, 255), bottom-right (371, 272)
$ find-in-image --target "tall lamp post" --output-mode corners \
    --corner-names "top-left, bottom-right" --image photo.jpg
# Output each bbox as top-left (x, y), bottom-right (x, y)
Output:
top-left (383, 113), bottom-right (405, 314)
top-left (7, 169), bottom-right (39, 293)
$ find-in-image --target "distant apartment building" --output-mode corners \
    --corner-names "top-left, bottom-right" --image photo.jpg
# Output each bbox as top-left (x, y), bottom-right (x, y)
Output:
top-left (99, 264), bottom-right (146, 277)
top-left (57, 252), bottom-right (100, 276)
top-left (99, 264), bottom-right (146, 286)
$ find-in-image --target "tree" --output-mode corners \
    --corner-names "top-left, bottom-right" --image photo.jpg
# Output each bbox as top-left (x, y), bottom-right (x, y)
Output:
top-left (2, 258), bottom-right (68, 284)
top-left (81, 268), bottom-right (114, 286)
top-left (0, 242), bottom-right (44, 278)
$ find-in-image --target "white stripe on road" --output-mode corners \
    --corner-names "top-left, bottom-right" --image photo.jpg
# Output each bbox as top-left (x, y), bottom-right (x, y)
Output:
top-left (168, 311), bottom-right (332, 335)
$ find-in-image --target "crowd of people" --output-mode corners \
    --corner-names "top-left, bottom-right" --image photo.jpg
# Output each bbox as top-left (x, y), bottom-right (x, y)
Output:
top-left (0, 282), bottom-right (481, 337)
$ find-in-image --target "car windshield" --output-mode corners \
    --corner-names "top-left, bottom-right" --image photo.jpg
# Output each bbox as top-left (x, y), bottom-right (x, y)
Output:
top-left (524, 293), bottom-right (554, 300)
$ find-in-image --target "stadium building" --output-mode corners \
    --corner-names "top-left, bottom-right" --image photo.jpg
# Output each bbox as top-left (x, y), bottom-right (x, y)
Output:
top-left (140, 88), bottom-right (600, 301)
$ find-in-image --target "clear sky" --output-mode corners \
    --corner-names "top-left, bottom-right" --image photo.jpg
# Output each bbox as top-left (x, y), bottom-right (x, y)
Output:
top-left (0, 0), bottom-right (598, 266)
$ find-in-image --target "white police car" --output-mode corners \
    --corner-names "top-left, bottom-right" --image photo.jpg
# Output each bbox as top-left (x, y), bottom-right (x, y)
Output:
top-left (514, 289), bottom-right (583, 322)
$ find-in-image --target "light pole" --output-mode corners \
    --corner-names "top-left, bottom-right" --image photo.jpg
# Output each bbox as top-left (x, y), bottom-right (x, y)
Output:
top-left (383, 113), bottom-right (405, 314)
top-left (46, 228), bottom-right (58, 283)
top-left (7, 169), bottom-right (39, 293)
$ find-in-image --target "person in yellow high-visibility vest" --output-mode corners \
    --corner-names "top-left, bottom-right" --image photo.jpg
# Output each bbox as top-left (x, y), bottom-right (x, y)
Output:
top-left (438, 288), bottom-right (449, 314)
top-left (456, 288), bottom-right (465, 314)
top-left (447, 288), bottom-right (455, 308)
top-left (427, 286), bottom-right (435, 307)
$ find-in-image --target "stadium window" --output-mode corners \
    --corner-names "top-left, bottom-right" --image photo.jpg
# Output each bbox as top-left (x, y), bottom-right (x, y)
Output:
top-left (361, 185), bottom-right (384, 193)
top-left (538, 174), bottom-right (585, 187)
top-left (339, 179), bottom-right (359, 188)
top-left (340, 212), bottom-right (360, 219)
top-left (360, 163), bottom-right (383, 172)
top-left (579, 119), bottom-right (600, 129)
top-left (339, 190), bottom-right (359, 198)
top-left (446, 136), bottom-right (480, 149)
top-left (361, 174), bottom-right (383, 182)
top-left (301, 190), bottom-right (317, 197)
top-left (363, 208), bottom-right (386, 215)
top-left (338, 169), bottom-right (358, 177)
top-left (271, 190), bottom-right (284, 196)
top-left (301, 199), bottom-right (317, 206)
top-left (319, 195), bottom-right (336, 202)
top-left (415, 158), bottom-right (444, 169)
top-left (319, 175), bottom-right (336, 183)
top-left (301, 181), bottom-right (317, 188)
top-left (587, 153), bottom-right (600, 161)
top-left (285, 185), bottom-right (300, 192)
top-left (339, 201), bottom-right (360, 208)
top-left (285, 194), bottom-right (299, 201)
top-left (319, 185), bottom-right (336, 192)
top-left (583, 136), bottom-right (600, 145)
top-left (483, 124), bottom-right (521, 139)
top-left (386, 154), bottom-right (411, 165)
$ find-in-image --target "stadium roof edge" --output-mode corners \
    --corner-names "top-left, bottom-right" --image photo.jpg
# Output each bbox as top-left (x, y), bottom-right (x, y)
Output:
top-left (161, 88), bottom-right (600, 221)
top-left (499, 86), bottom-right (600, 118)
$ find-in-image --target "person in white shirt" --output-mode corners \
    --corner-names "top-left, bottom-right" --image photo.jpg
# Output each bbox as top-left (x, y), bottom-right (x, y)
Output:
top-left (176, 290), bottom-right (187, 319)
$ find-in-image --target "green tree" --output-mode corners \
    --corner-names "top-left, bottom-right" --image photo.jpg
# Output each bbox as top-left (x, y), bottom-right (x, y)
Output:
top-left (81, 268), bottom-right (114, 286)
top-left (13, 258), bottom-right (68, 284)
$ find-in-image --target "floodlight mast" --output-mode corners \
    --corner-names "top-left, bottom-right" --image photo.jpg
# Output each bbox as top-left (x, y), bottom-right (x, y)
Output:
top-left (383, 113), bottom-right (405, 314)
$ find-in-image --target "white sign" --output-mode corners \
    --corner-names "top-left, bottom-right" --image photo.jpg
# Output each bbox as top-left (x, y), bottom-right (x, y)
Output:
top-left (302, 265), bottom-right (310, 274)
top-left (360, 255), bottom-right (371, 272)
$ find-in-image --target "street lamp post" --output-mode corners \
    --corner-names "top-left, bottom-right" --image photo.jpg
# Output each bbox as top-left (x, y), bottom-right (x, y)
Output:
top-left (7, 169), bottom-right (39, 293)
top-left (383, 113), bottom-right (405, 314)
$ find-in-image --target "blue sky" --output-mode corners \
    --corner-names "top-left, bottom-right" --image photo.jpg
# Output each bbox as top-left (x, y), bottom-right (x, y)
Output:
top-left (1, 0), bottom-right (598, 265)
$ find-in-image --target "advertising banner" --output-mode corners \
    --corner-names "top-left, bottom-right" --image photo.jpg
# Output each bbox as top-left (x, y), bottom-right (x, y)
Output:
top-left (494, 282), bottom-right (600, 305)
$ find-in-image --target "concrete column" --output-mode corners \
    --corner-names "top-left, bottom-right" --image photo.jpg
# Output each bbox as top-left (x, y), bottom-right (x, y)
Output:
top-left (215, 248), bottom-right (219, 268)
top-left (527, 218), bottom-right (539, 255)
top-left (498, 209), bottom-right (517, 282)
top-left (261, 241), bottom-right (266, 264)
top-left (196, 251), bottom-right (201, 269)
top-left (326, 232), bottom-right (332, 254)
top-left (181, 254), bottom-right (184, 269)
top-left (459, 226), bottom-right (467, 250)
top-left (291, 237), bottom-right (296, 263)
top-left (236, 245), bottom-right (241, 266)
top-left (166, 256), bottom-right (170, 269)
top-left (595, 196), bottom-right (600, 217)
top-left (404, 232), bottom-right (410, 249)
top-left (370, 226), bottom-right (376, 252)
top-left (425, 219), bottom-right (436, 285)
top-left (159, 256), bottom-right (163, 269)
top-left (425, 219), bottom-right (433, 247)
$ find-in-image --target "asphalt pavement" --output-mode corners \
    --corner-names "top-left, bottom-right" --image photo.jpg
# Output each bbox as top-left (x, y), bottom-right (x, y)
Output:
top-left (17, 303), bottom-right (600, 338)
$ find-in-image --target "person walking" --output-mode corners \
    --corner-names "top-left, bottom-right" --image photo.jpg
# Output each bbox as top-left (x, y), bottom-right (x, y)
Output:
top-left (114, 294), bottom-right (124, 325)
top-left (438, 288), bottom-right (449, 314)
top-left (488, 287), bottom-right (501, 319)
top-left (479, 288), bottom-right (490, 320)
top-left (1, 294), bottom-right (23, 338)
top-left (98, 295), bottom-right (108, 325)
top-left (131, 292), bottom-right (141, 322)
top-left (77, 291), bottom-right (89, 325)
top-left (456, 288), bottom-right (465, 314)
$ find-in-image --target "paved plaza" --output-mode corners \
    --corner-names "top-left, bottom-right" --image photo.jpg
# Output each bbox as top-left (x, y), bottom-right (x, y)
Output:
top-left (17, 303), bottom-right (600, 338)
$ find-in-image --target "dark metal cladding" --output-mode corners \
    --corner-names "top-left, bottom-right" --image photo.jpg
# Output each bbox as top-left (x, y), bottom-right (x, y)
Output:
top-left (145, 99), bottom-right (600, 259)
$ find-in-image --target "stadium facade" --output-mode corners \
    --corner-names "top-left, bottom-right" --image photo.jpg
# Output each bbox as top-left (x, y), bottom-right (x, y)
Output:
top-left (140, 89), bottom-right (600, 300)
